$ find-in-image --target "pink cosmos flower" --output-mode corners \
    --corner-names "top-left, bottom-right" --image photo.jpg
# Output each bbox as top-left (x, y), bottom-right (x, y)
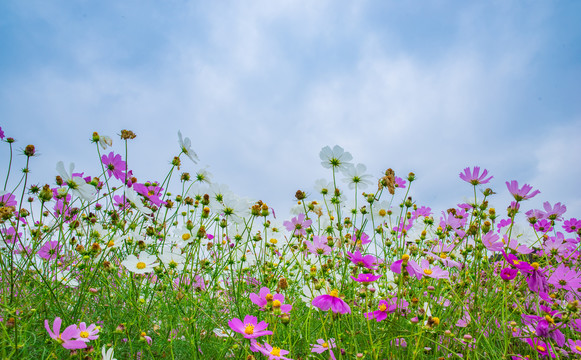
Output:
top-left (394, 176), bottom-right (406, 188)
top-left (304, 236), bottom-right (331, 256)
top-left (417, 259), bottom-right (449, 279)
top-left (365, 297), bottom-right (409, 322)
top-left (0, 192), bottom-right (16, 207)
top-left (533, 219), bottom-right (552, 233)
top-left (542, 201), bottom-right (566, 221)
top-left (459, 166), bottom-right (493, 185)
top-left (347, 250), bottom-right (378, 270)
top-left (101, 152), bottom-right (127, 180)
top-left (228, 315), bottom-right (273, 339)
top-left (77, 322), bottom-right (100, 342)
top-left (283, 214), bottom-right (312, 237)
top-left (481, 232), bottom-right (504, 252)
top-left (256, 342), bottom-right (293, 360)
top-left (506, 180), bottom-right (540, 202)
top-left (38, 240), bottom-right (62, 261)
top-left (568, 339), bottom-right (581, 355)
top-left (548, 264), bottom-right (581, 292)
top-left (249, 287), bottom-right (292, 314)
top-left (45, 317), bottom-right (86, 350)
top-left (1, 226), bottom-right (21, 245)
top-left (311, 338), bottom-right (336, 360)
top-left (312, 290), bottom-right (351, 314)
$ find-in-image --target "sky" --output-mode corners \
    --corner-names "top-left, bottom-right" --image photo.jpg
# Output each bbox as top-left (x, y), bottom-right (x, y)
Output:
top-left (1, 1), bottom-right (580, 223)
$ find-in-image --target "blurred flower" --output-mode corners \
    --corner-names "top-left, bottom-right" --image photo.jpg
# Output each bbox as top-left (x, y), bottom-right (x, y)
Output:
top-left (102, 345), bottom-right (117, 360)
top-left (342, 163), bottom-right (373, 190)
top-left (283, 213), bottom-right (312, 237)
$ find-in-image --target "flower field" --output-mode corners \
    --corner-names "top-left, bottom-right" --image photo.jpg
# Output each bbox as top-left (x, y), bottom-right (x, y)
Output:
top-left (0, 126), bottom-right (580, 360)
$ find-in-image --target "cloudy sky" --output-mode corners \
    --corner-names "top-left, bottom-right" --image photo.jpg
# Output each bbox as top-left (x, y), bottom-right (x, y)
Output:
top-left (1, 1), bottom-right (580, 222)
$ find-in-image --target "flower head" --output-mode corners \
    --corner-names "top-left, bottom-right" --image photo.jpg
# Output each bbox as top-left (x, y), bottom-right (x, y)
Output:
top-left (319, 145), bottom-right (353, 173)
top-left (257, 342), bottom-right (293, 360)
top-left (121, 251), bottom-right (158, 274)
top-left (312, 290), bottom-right (351, 314)
top-left (459, 166), bottom-right (493, 185)
top-left (44, 317), bottom-right (86, 350)
top-left (506, 180), bottom-right (540, 202)
top-left (311, 338), bottom-right (336, 360)
top-left (178, 131), bottom-right (199, 164)
top-left (101, 152), bottom-right (126, 180)
top-left (228, 315), bottom-right (273, 339)
top-left (283, 213), bottom-right (312, 237)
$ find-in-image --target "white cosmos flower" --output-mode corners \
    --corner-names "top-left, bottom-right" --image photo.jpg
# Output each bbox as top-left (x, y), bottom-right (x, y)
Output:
top-left (56, 161), bottom-right (97, 202)
top-left (314, 178), bottom-right (333, 196)
top-left (178, 131), bottom-right (199, 164)
top-left (102, 345), bottom-right (117, 360)
top-left (121, 251), bottom-right (158, 274)
top-left (342, 163), bottom-right (373, 190)
top-left (319, 145), bottom-right (353, 173)
top-left (159, 247), bottom-right (186, 272)
top-left (124, 188), bottom-right (153, 215)
top-left (98, 135), bottom-right (113, 150)
top-left (220, 194), bottom-right (250, 225)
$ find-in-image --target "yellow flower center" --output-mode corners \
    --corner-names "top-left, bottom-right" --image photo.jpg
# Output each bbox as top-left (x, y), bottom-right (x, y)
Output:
top-left (439, 253), bottom-right (447, 259)
top-left (270, 238), bottom-right (278, 244)
top-left (270, 347), bottom-right (281, 356)
top-left (329, 289), bottom-right (339, 297)
top-left (402, 254), bottom-right (410, 261)
top-left (532, 262), bottom-right (540, 270)
top-left (244, 324), bottom-right (254, 335)
top-left (136, 261), bottom-right (146, 270)
top-left (378, 209), bottom-right (387, 217)
top-left (182, 233), bottom-right (191, 240)
top-left (322, 342), bottom-right (328, 348)
top-left (379, 303), bottom-right (387, 312)
top-left (148, 190), bottom-right (155, 196)
top-left (273, 300), bottom-right (282, 308)
top-left (424, 269), bottom-right (433, 275)
top-left (576, 345), bottom-right (581, 352)
top-left (537, 345), bottom-right (546, 352)
top-left (107, 240), bottom-right (115, 247)
top-left (266, 293), bottom-right (274, 301)
top-left (80, 331), bottom-right (89, 338)
top-left (140, 332), bottom-right (147, 337)
top-left (544, 315), bottom-right (555, 325)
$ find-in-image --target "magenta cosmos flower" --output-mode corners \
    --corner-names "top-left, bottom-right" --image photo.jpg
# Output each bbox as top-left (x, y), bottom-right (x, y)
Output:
top-left (38, 240), bottom-right (62, 261)
top-left (311, 338), bottom-right (336, 360)
top-left (459, 166), bottom-right (493, 185)
top-left (101, 152), bottom-right (126, 180)
top-left (312, 290), bottom-right (351, 314)
top-left (506, 180), bottom-right (540, 202)
top-left (347, 249), bottom-right (378, 270)
top-left (249, 287), bottom-right (292, 314)
top-left (283, 213), bottom-right (312, 237)
top-left (45, 317), bottom-right (86, 350)
top-left (350, 273), bottom-right (381, 284)
top-left (133, 182), bottom-right (166, 206)
top-left (228, 315), bottom-right (273, 339)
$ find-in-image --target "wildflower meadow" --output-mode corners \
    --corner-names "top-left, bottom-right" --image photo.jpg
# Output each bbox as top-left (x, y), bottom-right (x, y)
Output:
top-left (0, 125), bottom-right (580, 360)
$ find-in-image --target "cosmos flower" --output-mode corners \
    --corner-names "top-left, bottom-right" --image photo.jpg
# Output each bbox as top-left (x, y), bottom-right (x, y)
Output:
top-left (341, 163), bottom-right (373, 190)
top-left (312, 289), bottom-right (351, 314)
top-left (256, 342), bottom-right (293, 360)
top-left (311, 338), bottom-right (336, 360)
top-left (319, 145), bottom-right (353, 174)
top-left (228, 315), bottom-right (273, 339)
top-left (506, 180), bottom-right (540, 202)
top-left (304, 236), bottom-right (331, 256)
top-left (101, 152), bottom-right (126, 180)
top-left (121, 251), bottom-right (158, 274)
top-left (178, 131), bottom-right (199, 164)
top-left (56, 161), bottom-right (97, 202)
top-left (45, 317), bottom-right (86, 350)
top-left (459, 166), bottom-right (493, 185)
top-left (283, 213), bottom-right (312, 237)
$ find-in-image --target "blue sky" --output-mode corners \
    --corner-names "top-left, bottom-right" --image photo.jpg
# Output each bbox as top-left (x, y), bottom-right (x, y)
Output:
top-left (1, 1), bottom-right (580, 221)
